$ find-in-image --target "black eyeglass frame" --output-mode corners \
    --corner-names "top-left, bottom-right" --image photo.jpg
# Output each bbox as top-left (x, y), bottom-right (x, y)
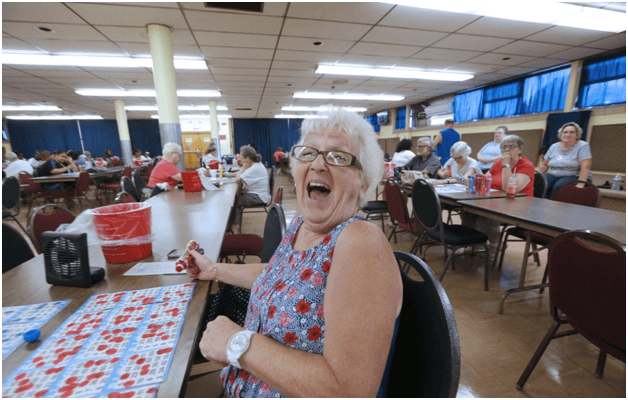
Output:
top-left (290, 145), bottom-right (362, 168)
top-left (500, 144), bottom-right (520, 150)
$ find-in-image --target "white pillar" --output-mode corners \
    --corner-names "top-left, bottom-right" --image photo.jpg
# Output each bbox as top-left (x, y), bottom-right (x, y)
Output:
top-left (208, 100), bottom-right (222, 160)
top-left (114, 100), bottom-right (133, 166)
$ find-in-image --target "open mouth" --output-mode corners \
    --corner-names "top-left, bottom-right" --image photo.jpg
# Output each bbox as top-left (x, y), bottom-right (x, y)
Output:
top-left (307, 182), bottom-right (331, 199)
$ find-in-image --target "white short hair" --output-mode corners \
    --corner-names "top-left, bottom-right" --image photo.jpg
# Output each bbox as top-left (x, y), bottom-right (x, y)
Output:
top-left (5, 152), bottom-right (18, 161)
top-left (417, 136), bottom-right (433, 149)
top-left (450, 141), bottom-right (471, 157)
top-left (290, 107), bottom-right (384, 206)
top-left (162, 142), bottom-right (182, 157)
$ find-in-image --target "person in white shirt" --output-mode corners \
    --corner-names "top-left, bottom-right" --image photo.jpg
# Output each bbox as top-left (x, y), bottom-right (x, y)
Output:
top-left (390, 139), bottom-right (415, 167)
top-left (141, 152), bottom-right (151, 162)
top-left (4, 151), bottom-right (34, 177)
top-left (437, 141), bottom-right (480, 183)
top-left (228, 145), bottom-right (270, 226)
top-left (28, 150), bottom-right (43, 168)
top-left (202, 143), bottom-right (219, 168)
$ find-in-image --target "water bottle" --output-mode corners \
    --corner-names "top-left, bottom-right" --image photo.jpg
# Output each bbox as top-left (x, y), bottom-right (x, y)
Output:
top-left (468, 175), bottom-right (474, 193)
top-left (506, 176), bottom-right (518, 200)
top-left (611, 174), bottom-right (621, 191)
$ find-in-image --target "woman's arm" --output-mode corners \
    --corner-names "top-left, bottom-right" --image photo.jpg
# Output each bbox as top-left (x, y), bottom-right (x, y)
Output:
top-left (537, 158), bottom-right (549, 174)
top-left (170, 173), bottom-right (182, 182)
top-left (188, 250), bottom-right (266, 289)
top-left (199, 221), bottom-right (403, 397)
top-left (576, 158), bottom-right (592, 188)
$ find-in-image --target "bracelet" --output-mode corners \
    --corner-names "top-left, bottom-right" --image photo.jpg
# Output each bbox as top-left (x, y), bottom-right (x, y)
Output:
top-left (212, 266), bottom-right (218, 282)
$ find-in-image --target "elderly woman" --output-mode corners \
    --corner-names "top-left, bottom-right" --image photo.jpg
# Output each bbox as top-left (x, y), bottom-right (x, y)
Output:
top-left (147, 142), bottom-right (182, 189)
top-left (538, 122), bottom-right (592, 198)
top-left (188, 109), bottom-right (402, 397)
top-left (390, 138), bottom-right (415, 167)
top-left (477, 125), bottom-right (508, 173)
top-left (202, 143), bottom-right (219, 168)
top-left (404, 136), bottom-right (441, 177)
top-left (437, 141), bottom-right (479, 183)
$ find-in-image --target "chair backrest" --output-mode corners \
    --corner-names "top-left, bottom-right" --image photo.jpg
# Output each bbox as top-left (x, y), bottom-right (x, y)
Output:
top-left (75, 171), bottom-right (91, 196)
top-left (145, 163), bottom-right (153, 180)
top-left (3, 222), bottom-right (35, 273)
top-left (411, 179), bottom-right (442, 230)
top-left (533, 170), bottom-right (547, 198)
top-left (120, 176), bottom-right (139, 201)
top-left (551, 180), bottom-right (601, 207)
top-left (152, 157), bottom-right (160, 169)
top-left (122, 166), bottom-right (132, 179)
top-left (260, 204), bottom-right (287, 263)
top-left (2, 176), bottom-right (21, 211)
top-left (267, 166), bottom-right (276, 206)
top-left (386, 251), bottom-right (461, 397)
top-left (28, 204), bottom-right (76, 253)
top-left (384, 181), bottom-right (410, 226)
top-left (18, 172), bottom-right (42, 193)
top-left (273, 186), bottom-right (284, 205)
top-left (548, 230), bottom-right (626, 360)
top-left (115, 191), bottom-right (137, 204)
top-left (132, 170), bottom-right (147, 192)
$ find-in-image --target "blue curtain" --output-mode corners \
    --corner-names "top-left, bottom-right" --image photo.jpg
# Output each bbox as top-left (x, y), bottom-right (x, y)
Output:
top-left (365, 115), bottom-right (380, 132)
top-left (482, 81), bottom-right (522, 119)
top-left (128, 119), bottom-right (162, 156)
top-left (454, 89), bottom-right (483, 122)
top-left (578, 52), bottom-right (626, 108)
top-left (5, 120), bottom-right (82, 158)
top-left (79, 120), bottom-right (123, 159)
top-left (521, 67), bottom-right (570, 114)
top-left (233, 118), bottom-right (302, 165)
top-left (395, 107), bottom-right (406, 130)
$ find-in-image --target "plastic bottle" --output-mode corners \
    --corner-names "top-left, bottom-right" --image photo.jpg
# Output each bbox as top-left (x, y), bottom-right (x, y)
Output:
top-left (485, 175), bottom-right (492, 196)
top-left (611, 173), bottom-right (621, 191)
top-left (447, 165), bottom-right (452, 177)
top-left (481, 174), bottom-right (487, 195)
top-left (506, 176), bottom-right (518, 200)
top-left (468, 175), bottom-right (475, 193)
top-left (474, 173), bottom-right (482, 195)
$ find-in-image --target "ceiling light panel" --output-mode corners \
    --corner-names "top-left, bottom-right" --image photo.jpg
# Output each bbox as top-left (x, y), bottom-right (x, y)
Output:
top-left (316, 64), bottom-right (473, 81)
top-left (294, 92), bottom-right (405, 101)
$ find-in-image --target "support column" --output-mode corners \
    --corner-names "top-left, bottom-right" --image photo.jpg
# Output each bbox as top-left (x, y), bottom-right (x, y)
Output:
top-left (147, 23), bottom-right (184, 170)
top-left (114, 100), bottom-right (133, 166)
top-left (208, 100), bottom-right (222, 160)
top-left (564, 60), bottom-right (583, 112)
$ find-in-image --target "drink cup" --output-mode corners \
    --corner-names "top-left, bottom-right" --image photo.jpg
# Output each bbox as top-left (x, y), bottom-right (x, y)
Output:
top-left (209, 169), bottom-right (217, 179)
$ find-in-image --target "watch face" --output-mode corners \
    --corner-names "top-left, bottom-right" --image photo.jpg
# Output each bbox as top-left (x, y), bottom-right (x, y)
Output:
top-left (228, 333), bottom-right (248, 353)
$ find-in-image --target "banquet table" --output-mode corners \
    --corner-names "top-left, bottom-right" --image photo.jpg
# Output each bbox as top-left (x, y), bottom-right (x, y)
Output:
top-left (31, 167), bottom-right (127, 183)
top-left (2, 183), bottom-right (237, 397)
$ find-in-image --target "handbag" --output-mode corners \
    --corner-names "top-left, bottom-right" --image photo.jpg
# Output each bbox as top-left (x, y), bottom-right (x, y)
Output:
top-left (204, 282), bottom-right (251, 327)
top-left (399, 170), bottom-right (425, 186)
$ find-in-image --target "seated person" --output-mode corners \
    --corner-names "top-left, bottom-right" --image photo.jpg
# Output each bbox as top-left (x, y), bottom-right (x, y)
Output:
top-left (103, 149), bottom-right (113, 166)
top-left (390, 139), bottom-right (415, 167)
top-left (537, 122), bottom-right (592, 198)
top-left (4, 151), bottom-right (33, 177)
top-left (226, 145), bottom-right (271, 226)
top-left (273, 146), bottom-right (287, 164)
top-left (436, 141), bottom-right (479, 183)
top-left (132, 149), bottom-right (145, 166)
top-left (202, 143), bottom-right (219, 168)
top-left (464, 134), bottom-right (535, 256)
top-left (76, 150), bottom-right (94, 170)
top-left (403, 137), bottom-right (441, 178)
top-left (27, 150), bottom-right (43, 169)
top-left (476, 126), bottom-right (507, 173)
top-left (142, 151), bottom-right (151, 162)
top-left (187, 108), bottom-right (402, 397)
top-left (148, 143), bottom-right (183, 189)
top-left (36, 150), bottom-right (78, 190)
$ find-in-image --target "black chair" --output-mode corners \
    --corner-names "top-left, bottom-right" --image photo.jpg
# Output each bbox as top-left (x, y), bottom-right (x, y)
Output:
top-left (412, 179), bottom-right (490, 291)
top-left (516, 230), bottom-right (625, 390)
top-left (132, 170), bottom-right (150, 200)
top-left (120, 176), bottom-right (140, 202)
top-left (239, 166), bottom-right (275, 233)
top-left (359, 199), bottom-right (388, 232)
top-left (385, 251), bottom-right (460, 398)
top-left (2, 176), bottom-right (28, 234)
top-left (2, 222), bottom-right (35, 273)
top-left (115, 191), bottom-right (137, 204)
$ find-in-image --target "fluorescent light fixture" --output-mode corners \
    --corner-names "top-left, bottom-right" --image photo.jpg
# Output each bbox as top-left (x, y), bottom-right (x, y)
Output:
top-left (1, 53), bottom-right (208, 70)
top-left (151, 114), bottom-right (232, 119)
top-left (5, 115), bottom-right (103, 120)
top-left (275, 114), bottom-right (327, 119)
top-left (76, 89), bottom-right (221, 98)
top-left (2, 105), bottom-right (61, 111)
top-left (294, 92), bottom-right (404, 102)
top-left (126, 105), bottom-right (228, 111)
top-left (282, 106), bottom-right (367, 112)
top-left (316, 64), bottom-right (473, 82)
top-left (383, 2), bottom-right (625, 33)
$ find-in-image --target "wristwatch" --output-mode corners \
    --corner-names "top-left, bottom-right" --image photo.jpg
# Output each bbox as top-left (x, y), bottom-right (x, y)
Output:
top-left (503, 163), bottom-right (510, 169)
top-left (226, 330), bottom-right (255, 369)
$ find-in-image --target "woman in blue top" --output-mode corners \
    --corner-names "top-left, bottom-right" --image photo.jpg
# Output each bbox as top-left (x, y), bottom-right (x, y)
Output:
top-left (188, 108), bottom-right (402, 397)
top-left (476, 125), bottom-right (507, 172)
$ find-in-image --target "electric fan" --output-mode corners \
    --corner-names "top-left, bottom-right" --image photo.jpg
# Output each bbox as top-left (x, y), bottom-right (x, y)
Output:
top-left (42, 232), bottom-right (105, 288)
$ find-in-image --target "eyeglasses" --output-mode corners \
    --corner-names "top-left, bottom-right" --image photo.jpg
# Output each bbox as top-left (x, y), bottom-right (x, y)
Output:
top-left (290, 145), bottom-right (361, 168)
top-left (416, 145), bottom-right (428, 149)
top-left (500, 144), bottom-right (519, 150)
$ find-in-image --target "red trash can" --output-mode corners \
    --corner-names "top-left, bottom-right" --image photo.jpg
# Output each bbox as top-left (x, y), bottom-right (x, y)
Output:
top-left (91, 203), bottom-right (152, 263)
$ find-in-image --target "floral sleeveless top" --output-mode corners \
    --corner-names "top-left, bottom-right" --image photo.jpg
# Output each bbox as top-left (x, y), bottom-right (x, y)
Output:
top-left (221, 215), bottom-right (363, 397)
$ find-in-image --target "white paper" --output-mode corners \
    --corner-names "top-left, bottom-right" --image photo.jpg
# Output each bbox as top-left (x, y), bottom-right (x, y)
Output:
top-left (196, 169), bottom-right (221, 190)
top-left (123, 262), bottom-right (186, 276)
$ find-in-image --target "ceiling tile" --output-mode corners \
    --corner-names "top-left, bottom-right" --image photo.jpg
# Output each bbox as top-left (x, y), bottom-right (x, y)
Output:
top-left (194, 31), bottom-right (278, 49)
top-left (457, 16), bottom-right (551, 39)
top-left (21, 39), bottom-right (127, 55)
top-left (65, 3), bottom-right (188, 29)
top-left (496, 66), bottom-right (539, 76)
top-left (493, 40), bottom-right (572, 57)
top-left (549, 47), bottom-right (609, 60)
top-left (282, 19), bottom-right (371, 41)
top-left (277, 36), bottom-right (355, 53)
top-left (524, 26), bottom-right (614, 46)
top-left (582, 33), bottom-right (627, 50)
top-left (378, 6), bottom-right (479, 32)
top-left (185, 10), bottom-right (283, 35)
top-left (2, 22), bottom-right (109, 41)
top-left (287, 2), bottom-right (393, 24)
top-left (208, 59), bottom-right (271, 69)
top-left (270, 60), bottom-right (317, 71)
top-left (467, 53), bottom-right (537, 66)
top-left (518, 58), bottom-right (570, 69)
top-left (274, 50), bottom-right (342, 63)
top-left (2, 38), bottom-right (48, 53)
top-left (209, 67), bottom-right (268, 76)
top-left (202, 47), bottom-right (275, 60)
top-left (2, 2), bottom-right (86, 24)
top-left (337, 54), bottom-right (404, 67)
top-left (412, 48), bottom-right (483, 62)
top-left (394, 59), bottom-right (458, 70)
top-left (180, 2), bottom-right (288, 16)
top-left (213, 75), bottom-right (267, 82)
top-left (432, 34), bottom-right (513, 52)
top-left (451, 62), bottom-right (505, 73)
top-left (268, 69), bottom-right (318, 78)
top-left (348, 42), bottom-right (422, 57)
top-left (118, 43), bottom-right (203, 58)
top-left (361, 26), bottom-right (448, 47)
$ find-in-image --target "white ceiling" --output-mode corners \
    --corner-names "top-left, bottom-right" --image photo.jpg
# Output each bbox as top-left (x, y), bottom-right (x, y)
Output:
top-left (2, 2), bottom-right (626, 120)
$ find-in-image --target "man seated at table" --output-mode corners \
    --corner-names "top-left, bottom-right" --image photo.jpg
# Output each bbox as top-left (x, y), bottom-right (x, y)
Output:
top-left (4, 151), bottom-right (33, 178)
top-left (403, 137), bottom-right (441, 177)
top-left (36, 150), bottom-right (79, 190)
top-left (75, 150), bottom-right (94, 170)
top-left (148, 142), bottom-right (182, 189)
top-left (464, 134), bottom-right (535, 257)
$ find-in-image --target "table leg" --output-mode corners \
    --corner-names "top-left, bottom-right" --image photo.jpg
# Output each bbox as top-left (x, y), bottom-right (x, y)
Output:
top-left (499, 229), bottom-right (533, 314)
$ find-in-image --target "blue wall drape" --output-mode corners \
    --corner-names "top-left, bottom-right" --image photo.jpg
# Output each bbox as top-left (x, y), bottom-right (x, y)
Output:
top-left (6, 120), bottom-right (82, 158)
top-left (395, 107), bottom-right (406, 130)
top-left (521, 67), bottom-right (569, 114)
top-left (128, 119), bottom-right (162, 157)
top-left (578, 52), bottom-right (626, 108)
top-left (454, 89), bottom-right (483, 122)
top-left (232, 118), bottom-right (302, 165)
top-left (482, 81), bottom-right (522, 119)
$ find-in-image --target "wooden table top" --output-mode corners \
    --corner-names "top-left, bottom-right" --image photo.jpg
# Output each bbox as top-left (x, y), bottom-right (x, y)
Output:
top-left (399, 182), bottom-right (526, 205)
top-left (459, 196), bottom-right (626, 245)
top-left (31, 167), bottom-right (126, 183)
top-left (2, 183), bottom-right (238, 397)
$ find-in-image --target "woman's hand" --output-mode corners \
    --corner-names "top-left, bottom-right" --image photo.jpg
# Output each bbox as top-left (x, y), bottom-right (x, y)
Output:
top-left (199, 316), bottom-right (244, 363)
top-left (187, 249), bottom-right (216, 281)
top-left (501, 152), bottom-right (512, 166)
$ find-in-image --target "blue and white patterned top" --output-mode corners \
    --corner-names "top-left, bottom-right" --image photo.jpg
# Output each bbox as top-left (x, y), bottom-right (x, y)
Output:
top-left (221, 215), bottom-right (362, 398)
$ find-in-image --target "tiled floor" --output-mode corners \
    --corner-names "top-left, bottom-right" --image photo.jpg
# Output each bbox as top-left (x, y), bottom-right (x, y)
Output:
top-left (7, 172), bottom-right (625, 398)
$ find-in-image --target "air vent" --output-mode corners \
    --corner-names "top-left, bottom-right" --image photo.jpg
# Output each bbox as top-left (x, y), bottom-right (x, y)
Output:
top-left (235, 108), bottom-right (252, 111)
top-left (204, 3), bottom-right (263, 13)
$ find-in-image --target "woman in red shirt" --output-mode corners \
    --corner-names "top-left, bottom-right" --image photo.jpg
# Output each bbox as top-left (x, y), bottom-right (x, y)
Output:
top-left (148, 142), bottom-right (182, 189)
